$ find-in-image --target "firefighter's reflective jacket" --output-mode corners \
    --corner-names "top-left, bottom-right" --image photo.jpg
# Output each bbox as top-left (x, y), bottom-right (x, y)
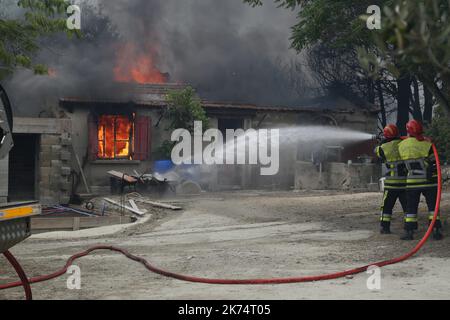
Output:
top-left (398, 137), bottom-right (437, 189)
top-left (376, 139), bottom-right (407, 190)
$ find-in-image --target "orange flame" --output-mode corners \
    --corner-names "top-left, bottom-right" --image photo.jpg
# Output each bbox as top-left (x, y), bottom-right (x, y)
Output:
top-left (114, 43), bottom-right (167, 84)
top-left (98, 115), bottom-right (134, 159)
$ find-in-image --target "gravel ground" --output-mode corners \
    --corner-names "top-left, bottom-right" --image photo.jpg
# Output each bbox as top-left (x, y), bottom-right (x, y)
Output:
top-left (1, 190), bottom-right (449, 300)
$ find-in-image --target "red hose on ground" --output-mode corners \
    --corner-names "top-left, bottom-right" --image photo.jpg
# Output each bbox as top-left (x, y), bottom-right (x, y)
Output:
top-left (0, 145), bottom-right (443, 297)
top-left (2, 250), bottom-right (32, 300)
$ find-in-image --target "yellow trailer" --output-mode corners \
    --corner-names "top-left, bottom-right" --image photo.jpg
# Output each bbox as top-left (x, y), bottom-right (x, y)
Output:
top-left (0, 202), bottom-right (41, 253)
top-left (0, 85), bottom-right (42, 253)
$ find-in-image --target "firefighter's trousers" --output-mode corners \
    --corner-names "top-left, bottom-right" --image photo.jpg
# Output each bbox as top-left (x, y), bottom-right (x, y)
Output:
top-left (405, 187), bottom-right (442, 231)
top-left (380, 189), bottom-right (407, 228)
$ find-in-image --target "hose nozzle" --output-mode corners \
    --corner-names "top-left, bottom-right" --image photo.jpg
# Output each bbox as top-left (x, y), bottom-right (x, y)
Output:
top-left (372, 133), bottom-right (382, 143)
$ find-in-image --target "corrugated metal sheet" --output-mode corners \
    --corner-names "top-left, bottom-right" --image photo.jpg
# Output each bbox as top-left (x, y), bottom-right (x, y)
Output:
top-left (0, 218), bottom-right (31, 253)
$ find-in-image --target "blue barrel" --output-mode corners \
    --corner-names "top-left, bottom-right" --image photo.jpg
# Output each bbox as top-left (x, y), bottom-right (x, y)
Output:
top-left (153, 160), bottom-right (175, 173)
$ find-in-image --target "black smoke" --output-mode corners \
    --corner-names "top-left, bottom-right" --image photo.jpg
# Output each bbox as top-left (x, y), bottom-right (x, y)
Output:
top-left (4, 0), bottom-right (314, 116)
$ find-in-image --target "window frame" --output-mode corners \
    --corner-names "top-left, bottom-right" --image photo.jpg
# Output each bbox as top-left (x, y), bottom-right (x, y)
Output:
top-left (96, 114), bottom-right (135, 160)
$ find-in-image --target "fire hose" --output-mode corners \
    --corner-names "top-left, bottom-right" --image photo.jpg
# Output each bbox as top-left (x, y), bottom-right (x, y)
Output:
top-left (0, 144), bottom-right (443, 300)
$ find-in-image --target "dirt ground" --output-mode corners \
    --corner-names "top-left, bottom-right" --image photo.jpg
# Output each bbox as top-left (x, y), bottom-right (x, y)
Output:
top-left (1, 190), bottom-right (449, 300)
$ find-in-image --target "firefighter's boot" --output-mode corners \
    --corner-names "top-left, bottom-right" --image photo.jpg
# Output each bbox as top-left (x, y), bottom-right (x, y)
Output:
top-left (433, 227), bottom-right (443, 241)
top-left (380, 225), bottom-right (391, 234)
top-left (401, 229), bottom-right (414, 240)
top-left (380, 221), bottom-right (391, 234)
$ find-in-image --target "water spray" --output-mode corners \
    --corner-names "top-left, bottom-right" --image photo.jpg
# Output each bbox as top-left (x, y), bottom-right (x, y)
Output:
top-left (278, 126), bottom-right (374, 143)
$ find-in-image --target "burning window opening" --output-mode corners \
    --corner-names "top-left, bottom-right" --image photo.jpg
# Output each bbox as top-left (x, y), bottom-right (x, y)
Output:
top-left (97, 114), bottom-right (135, 160)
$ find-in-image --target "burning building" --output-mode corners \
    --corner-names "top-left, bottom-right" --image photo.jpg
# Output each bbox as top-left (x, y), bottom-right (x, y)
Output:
top-left (1, 26), bottom-right (379, 204)
top-left (0, 82), bottom-right (379, 205)
top-left (55, 83), bottom-right (380, 198)
top-left (0, 1), bottom-right (381, 208)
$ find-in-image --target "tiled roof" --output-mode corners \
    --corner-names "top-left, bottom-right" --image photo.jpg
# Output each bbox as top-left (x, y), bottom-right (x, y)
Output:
top-left (60, 84), bottom-right (379, 114)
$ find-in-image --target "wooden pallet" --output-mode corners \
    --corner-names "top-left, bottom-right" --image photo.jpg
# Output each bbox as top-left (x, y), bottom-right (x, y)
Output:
top-left (31, 216), bottom-right (134, 232)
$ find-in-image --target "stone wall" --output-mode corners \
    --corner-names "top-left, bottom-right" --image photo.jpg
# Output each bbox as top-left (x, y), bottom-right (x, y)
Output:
top-left (39, 133), bottom-right (72, 204)
top-left (13, 118), bottom-right (72, 205)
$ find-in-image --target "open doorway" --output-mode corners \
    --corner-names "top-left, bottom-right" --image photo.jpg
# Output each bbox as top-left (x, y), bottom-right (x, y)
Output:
top-left (8, 134), bottom-right (39, 201)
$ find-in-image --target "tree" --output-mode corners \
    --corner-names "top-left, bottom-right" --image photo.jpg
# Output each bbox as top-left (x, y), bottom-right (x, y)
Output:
top-left (245, 0), bottom-right (447, 134)
top-left (370, 0), bottom-right (450, 117)
top-left (244, 0), bottom-right (387, 50)
top-left (427, 106), bottom-right (450, 163)
top-left (244, 0), bottom-right (404, 128)
top-left (157, 87), bottom-right (209, 159)
top-left (165, 86), bottom-right (209, 133)
top-left (0, 0), bottom-right (73, 79)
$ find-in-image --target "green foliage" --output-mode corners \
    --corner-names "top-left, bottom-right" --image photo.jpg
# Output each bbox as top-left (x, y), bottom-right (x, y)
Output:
top-left (0, 0), bottom-right (75, 79)
top-left (165, 86), bottom-right (209, 132)
top-left (244, 0), bottom-right (387, 51)
top-left (367, 0), bottom-right (450, 116)
top-left (156, 87), bottom-right (209, 159)
top-left (427, 107), bottom-right (450, 163)
top-left (245, 0), bottom-right (450, 122)
top-left (375, 0), bottom-right (450, 78)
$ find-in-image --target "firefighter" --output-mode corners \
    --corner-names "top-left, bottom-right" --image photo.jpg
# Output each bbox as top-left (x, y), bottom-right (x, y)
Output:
top-left (375, 124), bottom-right (408, 234)
top-left (398, 120), bottom-right (443, 240)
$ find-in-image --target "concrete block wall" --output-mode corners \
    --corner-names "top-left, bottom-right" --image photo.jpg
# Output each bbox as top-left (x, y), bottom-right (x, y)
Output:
top-left (294, 161), bottom-right (326, 190)
top-left (17, 117), bottom-right (73, 206)
top-left (295, 161), bottom-right (381, 191)
top-left (38, 133), bottom-right (72, 205)
top-left (344, 163), bottom-right (379, 190)
top-left (38, 133), bottom-right (71, 205)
